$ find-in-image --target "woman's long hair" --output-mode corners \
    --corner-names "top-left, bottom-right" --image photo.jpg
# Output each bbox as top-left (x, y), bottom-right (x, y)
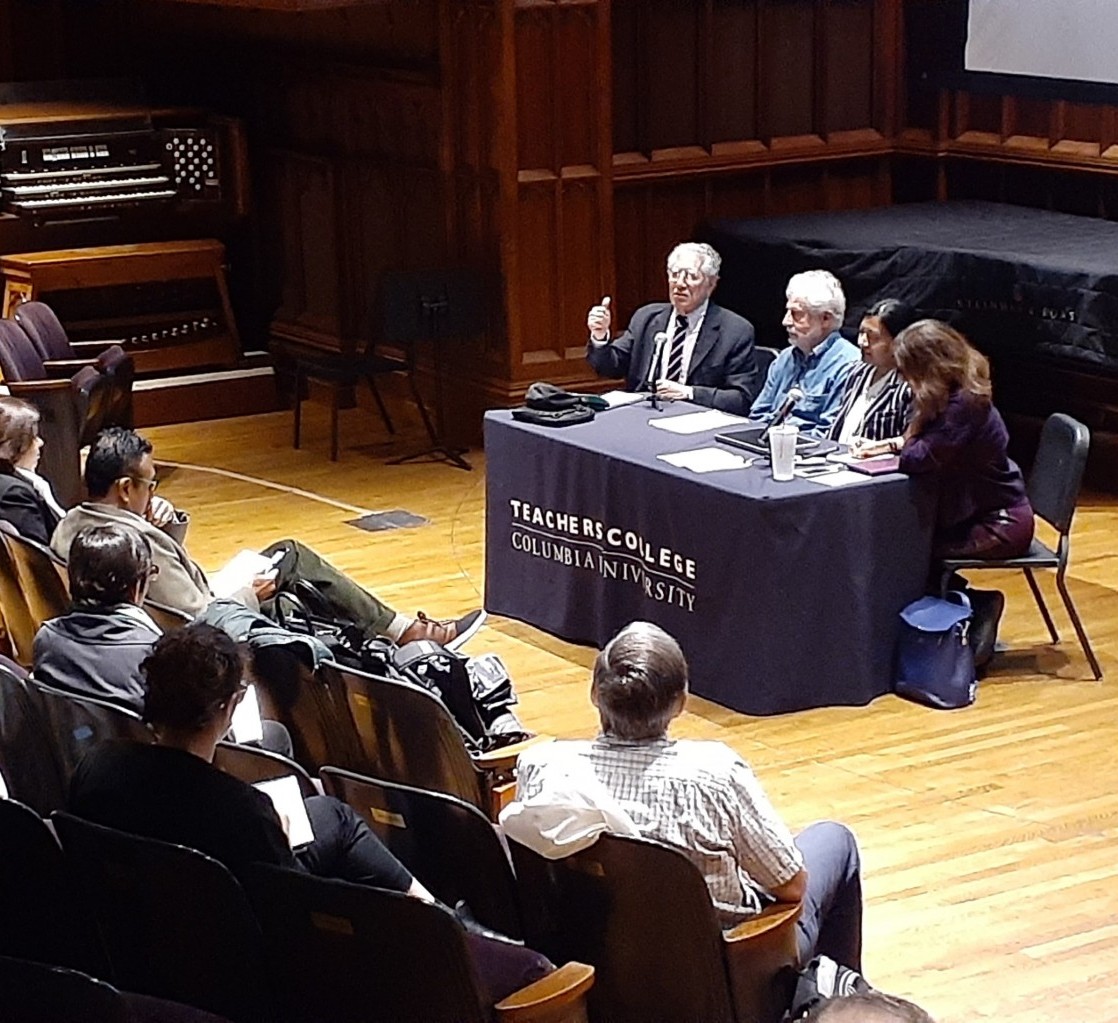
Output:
top-left (893, 319), bottom-right (991, 436)
top-left (0, 397), bottom-right (40, 474)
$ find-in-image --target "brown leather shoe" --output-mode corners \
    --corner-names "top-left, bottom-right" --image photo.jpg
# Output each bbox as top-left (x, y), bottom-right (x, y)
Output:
top-left (397, 609), bottom-right (486, 650)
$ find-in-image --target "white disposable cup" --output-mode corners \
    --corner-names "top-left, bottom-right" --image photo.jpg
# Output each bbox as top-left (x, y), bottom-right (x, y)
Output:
top-left (769, 424), bottom-right (798, 481)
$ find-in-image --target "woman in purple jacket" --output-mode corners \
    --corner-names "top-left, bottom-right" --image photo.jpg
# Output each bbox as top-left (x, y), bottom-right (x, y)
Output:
top-left (881, 319), bottom-right (1033, 667)
top-left (888, 319), bottom-right (1034, 561)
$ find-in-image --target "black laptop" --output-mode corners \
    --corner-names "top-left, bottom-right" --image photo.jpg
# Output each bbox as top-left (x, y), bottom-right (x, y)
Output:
top-left (716, 425), bottom-right (837, 457)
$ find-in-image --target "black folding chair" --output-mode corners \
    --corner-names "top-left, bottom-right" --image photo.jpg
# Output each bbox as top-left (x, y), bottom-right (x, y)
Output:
top-left (320, 766), bottom-right (523, 937)
top-left (243, 863), bottom-right (591, 1023)
top-left (938, 413), bottom-right (1102, 679)
top-left (52, 813), bottom-right (273, 1023)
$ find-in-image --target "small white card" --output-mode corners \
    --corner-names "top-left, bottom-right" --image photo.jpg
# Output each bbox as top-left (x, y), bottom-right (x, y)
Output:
top-left (254, 775), bottom-right (315, 848)
top-left (658, 447), bottom-right (753, 473)
top-left (648, 409), bottom-right (748, 435)
top-left (230, 683), bottom-right (264, 745)
top-left (601, 390), bottom-right (647, 409)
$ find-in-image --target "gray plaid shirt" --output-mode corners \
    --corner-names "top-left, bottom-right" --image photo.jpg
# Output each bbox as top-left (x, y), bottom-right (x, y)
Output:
top-left (516, 735), bottom-right (803, 926)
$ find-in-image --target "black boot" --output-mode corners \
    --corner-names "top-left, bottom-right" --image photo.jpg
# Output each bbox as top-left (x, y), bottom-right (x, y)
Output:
top-left (968, 589), bottom-right (1005, 670)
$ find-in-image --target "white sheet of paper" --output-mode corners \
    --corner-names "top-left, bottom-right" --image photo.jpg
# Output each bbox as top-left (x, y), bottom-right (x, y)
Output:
top-left (648, 409), bottom-right (748, 435)
top-left (254, 775), bottom-right (315, 848)
top-left (658, 447), bottom-right (753, 473)
top-left (230, 683), bottom-right (264, 745)
top-left (601, 390), bottom-right (647, 409)
top-left (210, 549), bottom-right (274, 599)
top-left (808, 469), bottom-right (870, 488)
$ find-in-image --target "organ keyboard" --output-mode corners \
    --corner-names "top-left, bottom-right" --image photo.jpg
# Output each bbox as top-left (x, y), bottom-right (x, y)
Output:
top-left (0, 108), bottom-right (227, 221)
top-left (0, 85), bottom-right (249, 377)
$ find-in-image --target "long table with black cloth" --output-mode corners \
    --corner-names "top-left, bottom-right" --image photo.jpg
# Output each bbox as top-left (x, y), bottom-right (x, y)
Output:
top-left (484, 402), bottom-right (935, 716)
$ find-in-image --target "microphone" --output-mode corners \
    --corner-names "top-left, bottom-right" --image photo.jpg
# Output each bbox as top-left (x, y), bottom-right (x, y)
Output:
top-left (760, 386), bottom-right (804, 442)
top-left (645, 331), bottom-right (669, 392)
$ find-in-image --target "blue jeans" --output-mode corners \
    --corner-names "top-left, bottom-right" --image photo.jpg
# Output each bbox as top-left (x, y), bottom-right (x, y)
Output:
top-left (794, 821), bottom-right (863, 971)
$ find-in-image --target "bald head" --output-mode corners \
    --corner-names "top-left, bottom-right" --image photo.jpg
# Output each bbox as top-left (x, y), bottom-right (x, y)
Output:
top-left (805, 993), bottom-right (934, 1023)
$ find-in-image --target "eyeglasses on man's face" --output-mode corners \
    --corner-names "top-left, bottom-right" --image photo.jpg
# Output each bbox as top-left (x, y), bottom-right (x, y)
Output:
top-left (122, 475), bottom-right (159, 493)
top-left (666, 267), bottom-right (707, 286)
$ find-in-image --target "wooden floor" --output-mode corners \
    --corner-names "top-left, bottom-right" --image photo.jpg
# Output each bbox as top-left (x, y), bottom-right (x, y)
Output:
top-left (146, 400), bottom-right (1118, 1023)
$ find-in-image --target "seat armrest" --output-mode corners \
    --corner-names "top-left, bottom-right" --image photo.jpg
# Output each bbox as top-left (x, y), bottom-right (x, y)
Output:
top-left (723, 900), bottom-right (801, 944)
top-left (723, 901), bottom-right (801, 1023)
top-left (42, 358), bottom-right (98, 378)
top-left (494, 961), bottom-right (594, 1023)
top-left (475, 734), bottom-right (552, 773)
top-left (143, 599), bottom-right (194, 632)
top-left (5, 379), bottom-right (73, 394)
top-left (72, 339), bottom-right (126, 357)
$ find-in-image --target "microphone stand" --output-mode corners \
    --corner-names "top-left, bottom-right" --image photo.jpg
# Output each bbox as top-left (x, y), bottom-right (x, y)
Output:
top-left (645, 333), bottom-right (666, 411)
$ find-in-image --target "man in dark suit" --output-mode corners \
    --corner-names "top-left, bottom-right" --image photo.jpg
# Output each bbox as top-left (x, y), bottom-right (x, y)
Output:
top-left (585, 242), bottom-right (760, 415)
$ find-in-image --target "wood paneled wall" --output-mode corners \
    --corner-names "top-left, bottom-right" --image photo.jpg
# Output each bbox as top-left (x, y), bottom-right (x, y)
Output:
top-left (14, 0), bottom-right (1118, 437)
top-left (900, 0), bottom-right (1118, 216)
top-left (607, 0), bottom-right (899, 361)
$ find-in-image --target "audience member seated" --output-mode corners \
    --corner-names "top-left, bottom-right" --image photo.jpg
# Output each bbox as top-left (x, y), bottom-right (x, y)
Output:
top-left (749, 270), bottom-right (860, 434)
top-left (33, 524), bottom-right (160, 710)
top-left (502, 621), bottom-right (864, 971)
top-left (586, 241), bottom-right (761, 414)
top-left (35, 523), bottom-right (293, 756)
top-left (827, 299), bottom-right (918, 447)
top-left (0, 397), bottom-right (65, 545)
top-left (51, 428), bottom-right (483, 648)
top-left (68, 623), bottom-right (553, 1002)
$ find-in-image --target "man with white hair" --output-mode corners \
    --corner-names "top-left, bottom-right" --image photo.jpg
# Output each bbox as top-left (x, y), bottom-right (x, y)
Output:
top-left (750, 269), bottom-right (860, 434)
top-left (586, 242), bottom-right (761, 415)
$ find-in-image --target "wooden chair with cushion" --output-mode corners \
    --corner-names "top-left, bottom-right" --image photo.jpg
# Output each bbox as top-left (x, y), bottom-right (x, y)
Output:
top-left (938, 412), bottom-right (1102, 679)
top-left (0, 527), bottom-right (69, 667)
top-left (248, 648), bottom-right (367, 774)
top-left (0, 662), bottom-right (68, 813)
top-left (0, 800), bottom-right (107, 976)
top-left (52, 812), bottom-right (274, 1023)
top-left (321, 765), bottom-right (524, 938)
top-left (244, 862), bottom-right (593, 1023)
top-left (213, 739), bottom-right (318, 799)
top-left (511, 833), bottom-right (800, 1023)
top-left (331, 661), bottom-right (542, 820)
top-left (26, 679), bottom-right (153, 785)
top-left (0, 956), bottom-right (131, 1023)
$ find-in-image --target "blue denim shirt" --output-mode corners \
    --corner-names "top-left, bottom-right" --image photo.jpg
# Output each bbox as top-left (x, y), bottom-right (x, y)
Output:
top-left (749, 332), bottom-right (860, 435)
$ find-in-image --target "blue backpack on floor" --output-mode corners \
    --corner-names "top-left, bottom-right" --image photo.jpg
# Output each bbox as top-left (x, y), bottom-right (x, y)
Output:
top-left (894, 591), bottom-right (976, 710)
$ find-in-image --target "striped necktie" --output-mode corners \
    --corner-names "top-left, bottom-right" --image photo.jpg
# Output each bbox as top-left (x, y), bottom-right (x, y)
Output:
top-left (664, 315), bottom-right (689, 382)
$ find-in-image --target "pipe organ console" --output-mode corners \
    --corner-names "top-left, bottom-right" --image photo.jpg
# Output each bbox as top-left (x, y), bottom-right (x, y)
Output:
top-left (0, 90), bottom-right (249, 376)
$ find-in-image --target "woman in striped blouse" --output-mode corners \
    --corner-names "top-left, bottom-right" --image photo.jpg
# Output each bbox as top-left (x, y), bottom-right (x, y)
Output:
top-left (828, 298), bottom-right (917, 450)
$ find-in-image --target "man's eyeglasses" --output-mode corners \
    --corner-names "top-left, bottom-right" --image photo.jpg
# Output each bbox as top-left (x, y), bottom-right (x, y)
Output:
top-left (666, 268), bottom-right (706, 286)
top-left (121, 476), bottom-right (159, 493)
